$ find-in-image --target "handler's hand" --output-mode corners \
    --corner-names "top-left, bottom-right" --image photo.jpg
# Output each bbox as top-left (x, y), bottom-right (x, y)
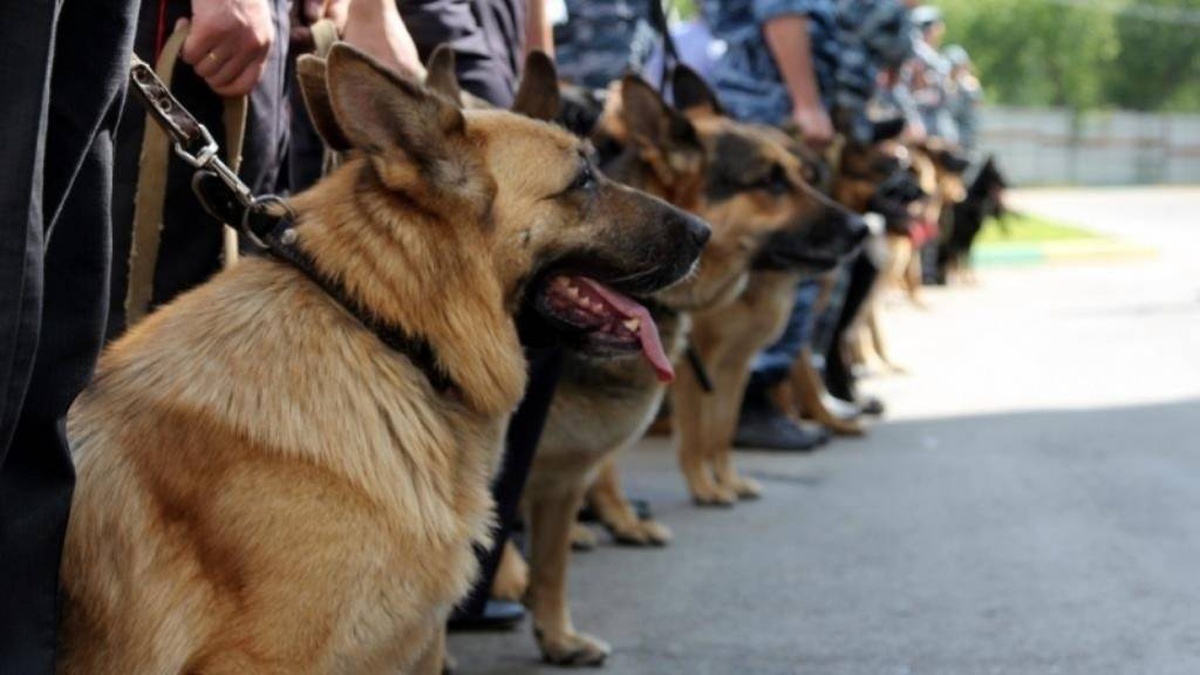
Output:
top-left (792, 103), bottom-right (835, 150)
top-left (181, 0), bottom-right (274, 98)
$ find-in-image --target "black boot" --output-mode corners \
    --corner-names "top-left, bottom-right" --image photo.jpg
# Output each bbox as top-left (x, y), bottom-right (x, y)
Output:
top-left (734, 384), bottom-right (829, 451)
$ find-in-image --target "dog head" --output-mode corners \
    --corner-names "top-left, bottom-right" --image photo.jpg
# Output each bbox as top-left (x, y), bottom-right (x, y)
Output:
top-left (913, 140), bottom-right (970, 205)
top-left (294, 45), bottom-right (709, 409)
top-left (668, 70), bottom-right (866, 287)
top-left (833, 120), bottom-right (925, 235)
top-left (582, 67), bottom-right (864, 312)
top-left (972, 155), bottom-right (1008, 217)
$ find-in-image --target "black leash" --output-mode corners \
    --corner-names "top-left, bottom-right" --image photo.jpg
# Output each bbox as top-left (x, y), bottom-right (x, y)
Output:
top-left (127, 56), bottom-right (458, 396)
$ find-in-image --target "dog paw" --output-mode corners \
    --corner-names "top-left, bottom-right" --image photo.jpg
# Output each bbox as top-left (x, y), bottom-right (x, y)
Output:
top-left (731, 476), bottom-right (763, 500)
top-left (690, 485), bottom-right (737, 508)
top-left (570, 523), bottom-right (599, 551)
top-left (490, 542), bottom-right (529, 602)
top-left (611, 518), bottom-right (673, 547)
top-left (537, 629), bottom-right (611, 667)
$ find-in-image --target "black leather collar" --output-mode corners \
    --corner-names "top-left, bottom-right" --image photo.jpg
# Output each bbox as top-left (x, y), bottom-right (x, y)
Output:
top-left (193, 170), bottom-right (460, 398)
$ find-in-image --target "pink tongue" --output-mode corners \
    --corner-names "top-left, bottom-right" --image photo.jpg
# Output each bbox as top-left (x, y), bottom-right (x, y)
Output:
top-left (576, 278), bottom-right (675, 382)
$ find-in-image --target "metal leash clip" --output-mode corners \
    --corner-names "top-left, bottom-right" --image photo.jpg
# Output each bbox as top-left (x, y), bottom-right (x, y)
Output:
top-left (128, 55), bottom-right (255, 211)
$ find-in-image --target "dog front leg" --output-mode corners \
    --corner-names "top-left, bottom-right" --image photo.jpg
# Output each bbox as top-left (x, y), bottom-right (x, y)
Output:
top-left (672, 365), bottom-right (732, 506)
top-left (490, 540), bottom-right (530, 602)
top-left (527, 488), bottom-right (611, 666)
top-left (588, 455), bottom-right (672, 546)
top-left (709, 369), bottom-right (761, 501)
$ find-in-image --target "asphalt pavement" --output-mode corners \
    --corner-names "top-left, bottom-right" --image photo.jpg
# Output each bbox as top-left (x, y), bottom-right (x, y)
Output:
top-left (449, 188), bottom-right (1200, 675)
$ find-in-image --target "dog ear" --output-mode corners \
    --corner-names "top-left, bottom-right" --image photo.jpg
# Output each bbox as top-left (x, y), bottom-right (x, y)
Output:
top-left (424, 44), bottom-right (463, 106)
top-left (512, 50), bottom-right (561, 121)
top-left (620, 75), bottom-right (670, 148)
top-left (671, 64), bottom-right (722, 118)
top-left (325, 43), bottom-right (491, 210)
top-left (871, 116), bottom-right (907, 143)
top-left (296, 54), bottom-right (352, 152)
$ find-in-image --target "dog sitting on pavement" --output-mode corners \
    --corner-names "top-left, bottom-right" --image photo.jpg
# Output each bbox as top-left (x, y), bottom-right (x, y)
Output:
top-left (487, 66), bottom-right (865, 665)
top-left (59, 44), bottom-right (708, 674)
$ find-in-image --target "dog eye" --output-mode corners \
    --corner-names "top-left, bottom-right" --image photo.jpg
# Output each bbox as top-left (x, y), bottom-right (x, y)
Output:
top-left (800, 162), bottom-right (822, 186)
top-left (568, 163), bottom-right (596, 192)
top-left (758, 165), bottom-right (790, 195)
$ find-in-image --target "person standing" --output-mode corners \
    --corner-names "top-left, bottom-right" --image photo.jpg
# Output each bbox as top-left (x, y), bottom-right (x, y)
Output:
top-left (944, 44), bottom-right (982, 153)
top-left (0, 0), bottom-right (138, 671)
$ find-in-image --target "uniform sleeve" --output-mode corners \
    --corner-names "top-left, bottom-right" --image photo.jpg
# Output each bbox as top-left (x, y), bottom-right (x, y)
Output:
top-left (752, 0), bottom-right (830, 25)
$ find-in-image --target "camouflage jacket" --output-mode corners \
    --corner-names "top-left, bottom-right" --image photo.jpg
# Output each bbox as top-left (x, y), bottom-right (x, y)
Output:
top-left (553, 0), bottom-right (660, 90)
top-left (704, 0), bottom-right (911, 135)
top-left (703, 0), bottom-right (838, 125)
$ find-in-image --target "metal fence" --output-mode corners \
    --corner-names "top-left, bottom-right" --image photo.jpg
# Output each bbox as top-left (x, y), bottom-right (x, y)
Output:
top-left (978, 106), bottom-right (1200, 186)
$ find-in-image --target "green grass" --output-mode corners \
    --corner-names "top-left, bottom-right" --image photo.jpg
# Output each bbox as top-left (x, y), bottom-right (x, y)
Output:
top-left (975, 212), bottom-right (1104, 245)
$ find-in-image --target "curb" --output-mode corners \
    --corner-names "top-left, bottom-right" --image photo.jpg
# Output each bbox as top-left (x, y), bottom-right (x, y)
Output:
top-left (972, 239), bottom-right (1156, 267)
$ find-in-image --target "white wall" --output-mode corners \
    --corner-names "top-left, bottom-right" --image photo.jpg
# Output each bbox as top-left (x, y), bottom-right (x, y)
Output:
top-left (979, 106), bottom-right (1200, 186)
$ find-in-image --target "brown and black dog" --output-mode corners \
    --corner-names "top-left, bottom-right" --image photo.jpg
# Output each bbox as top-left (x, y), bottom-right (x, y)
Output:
top-left (771, 124), bottom-right (920, 428)
top-left (492, 67), bottom-right (863, 665)
top-left (886, 139), bottom-right (970, 306)
top-left (59, 45), bottom-right (707, 674)
top-left (672, 113), bottom-right (867, 505)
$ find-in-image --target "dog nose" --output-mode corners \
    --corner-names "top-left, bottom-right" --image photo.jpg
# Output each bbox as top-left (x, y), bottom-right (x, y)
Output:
top-left (846, 214), bottom-right (869, 245)
top-left (679, 212), bottom-right (711, 250)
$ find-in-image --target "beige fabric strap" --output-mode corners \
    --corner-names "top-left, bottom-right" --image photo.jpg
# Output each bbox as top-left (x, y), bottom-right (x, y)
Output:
top-left (310, 18), bottom-right (339, 57)
top-left (308, 18), bottom-right (342, 175)
top-left (126, 24), bottom-right (248, 326)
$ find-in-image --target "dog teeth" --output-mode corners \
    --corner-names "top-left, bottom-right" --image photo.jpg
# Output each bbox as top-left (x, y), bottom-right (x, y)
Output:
top-left (623, 319), bottom-right (640, 333)
top-left (566, 286), bottom-right (580, 300)
top-left (580, 297), bottom-right (594, 310)
top-left (553, 276), bottom-right (570, 290)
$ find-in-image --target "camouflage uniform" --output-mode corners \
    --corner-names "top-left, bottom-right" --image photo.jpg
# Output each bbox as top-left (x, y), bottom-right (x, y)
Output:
top-left (702, 0), bottom-right (838, 124)
top-left (944, 46), bottom-right (982, 152)
top-left (908, 38), bottom-right (959, 142)
top-left (553, 0), bottom-right (660, 90)
top-left (833, 0), bottom-right (913, 141)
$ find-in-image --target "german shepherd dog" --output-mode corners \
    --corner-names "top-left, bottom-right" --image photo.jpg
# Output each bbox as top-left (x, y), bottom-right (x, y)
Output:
top-left (486, 67), bottom-right (864, 664)
top-left (887, 140), bottom-right (970, 305)
top-left (938, 155), bottom-right (1007, 284)
top-left (670, 119), bottom-right (867, 505)
top-left (59, 45), bottom-right (708, 674)
top-left (767, 122), bottom-right (918, 434)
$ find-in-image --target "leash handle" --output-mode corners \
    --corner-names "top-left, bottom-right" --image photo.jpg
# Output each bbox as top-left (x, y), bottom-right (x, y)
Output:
top-left (127, 52), bottom-right (256, 211)
top-left (125, 26), bottom-right (262, 326)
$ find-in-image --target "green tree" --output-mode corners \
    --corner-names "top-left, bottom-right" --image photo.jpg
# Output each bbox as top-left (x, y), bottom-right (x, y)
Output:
top-left (1105, 0), bottom-right (1200, 111)
top-left (938, 0), bottom-right (1119, 111)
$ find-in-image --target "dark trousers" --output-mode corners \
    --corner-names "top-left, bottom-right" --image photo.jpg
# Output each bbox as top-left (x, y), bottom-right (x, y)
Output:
top-left (107, 0), bottom-right (290, 339)
top-left (0, 0), bottom-right (138, 671)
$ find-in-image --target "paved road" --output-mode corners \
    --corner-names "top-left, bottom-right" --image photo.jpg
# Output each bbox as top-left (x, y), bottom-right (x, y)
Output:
top-left (449, 188), bottom-right (1200, 675)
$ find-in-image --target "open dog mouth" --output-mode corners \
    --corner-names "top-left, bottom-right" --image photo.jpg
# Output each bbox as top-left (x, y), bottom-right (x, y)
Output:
top-left (535, 275), bottom-right (674, 382)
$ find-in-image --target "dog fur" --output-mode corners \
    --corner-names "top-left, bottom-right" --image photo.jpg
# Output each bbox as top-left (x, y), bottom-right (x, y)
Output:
top-left (58, 45), bottom-right (705, 674)
top-left (491, 67), bottom-right (864, 665)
